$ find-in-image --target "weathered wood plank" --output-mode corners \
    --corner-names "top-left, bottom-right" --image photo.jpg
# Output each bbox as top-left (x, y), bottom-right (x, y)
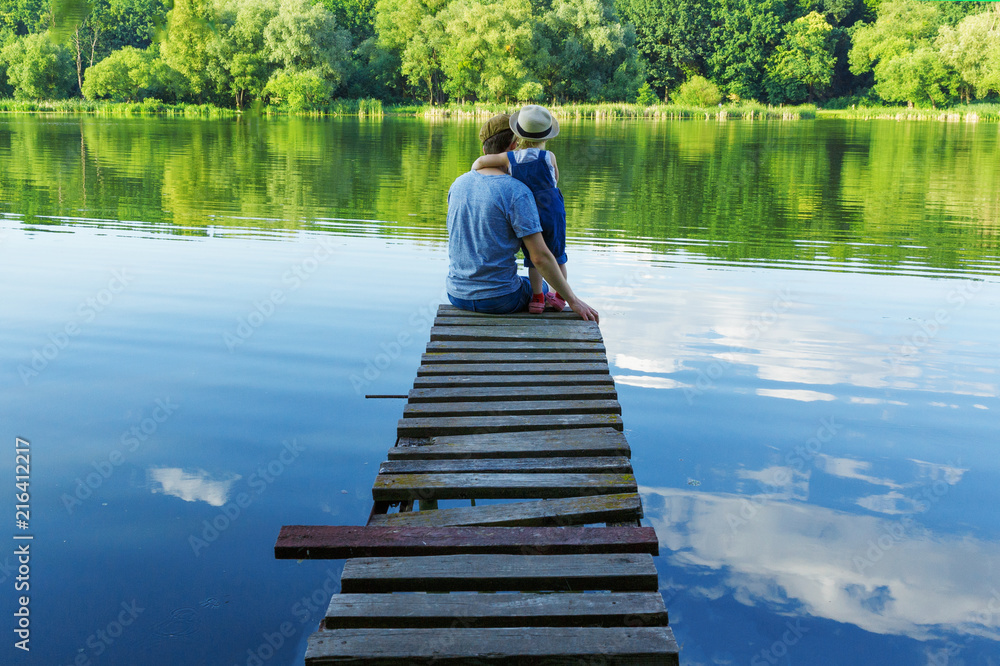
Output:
top-left (340, 553), bottom-right (659, 593)
top-left (407, 385), bottom-right (618, 403)
top-left (367, 493), bottom-right (643, 528)
top-left (372, 472), bottom-right (636, 501)
top-left (426, 340), bottom-right (606, 353)
top-left (430, 325), bottom-right (603, 342)
top-left (388, 428), bottom-right (631, 459)
top-left (416, 362), bottom-right (609, 376)
top-left (403, 399), bottom-right (622, 419)
top-left (275, 525), bottom-right (658, 559)
top-left (379, 456), bottom-right (632, 475)
top-left (306, 626), bottom-right (679, 665)
top-left (321, 592), bottom-right (669, 629)
top-left (421, 351), bottom-right (607, 364)
top-left (412, 373), bottom-right (616, 388)
top-left (396, 413), bottom-right (624, 437)
top-left (435, 316), bottom-right (597, 327)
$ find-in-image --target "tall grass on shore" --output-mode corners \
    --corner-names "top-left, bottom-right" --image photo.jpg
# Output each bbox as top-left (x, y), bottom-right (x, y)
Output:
top-left (818, 104), bottom-right (1000, 122)
top-left (0, 97), bottom-right (384, 117)
top-left (0, 98), bottom-right (238, 117)
top-left (396, 101), bottom-right (817, 120)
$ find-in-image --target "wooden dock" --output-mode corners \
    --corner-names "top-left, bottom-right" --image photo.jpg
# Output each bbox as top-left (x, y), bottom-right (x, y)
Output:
top-left (275, 304), bottom-right (679, 664)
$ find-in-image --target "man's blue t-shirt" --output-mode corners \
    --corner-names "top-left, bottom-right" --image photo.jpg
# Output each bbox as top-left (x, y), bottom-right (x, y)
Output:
top-left (446, 171), bottom-right (542, 300)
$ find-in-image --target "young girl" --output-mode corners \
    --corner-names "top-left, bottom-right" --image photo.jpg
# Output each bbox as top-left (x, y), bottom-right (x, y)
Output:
top-left (472, 105), bottom-right (568, 314)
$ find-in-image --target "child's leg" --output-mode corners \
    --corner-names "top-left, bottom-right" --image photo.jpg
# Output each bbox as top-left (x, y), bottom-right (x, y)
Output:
top-left (529, 267), bottom-right (544, 295)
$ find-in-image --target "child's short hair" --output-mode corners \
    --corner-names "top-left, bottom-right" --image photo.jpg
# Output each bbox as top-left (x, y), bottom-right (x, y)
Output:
top-left (517, 138), bottom-right (547, 149)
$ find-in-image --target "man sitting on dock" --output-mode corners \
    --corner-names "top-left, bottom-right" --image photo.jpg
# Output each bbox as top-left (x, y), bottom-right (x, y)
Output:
top-left (445, 114), bottom-right (599, 322)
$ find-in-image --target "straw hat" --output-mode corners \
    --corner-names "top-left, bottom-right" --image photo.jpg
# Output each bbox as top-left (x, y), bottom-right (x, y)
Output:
top-left (509, 105), bottom-right (559, 141)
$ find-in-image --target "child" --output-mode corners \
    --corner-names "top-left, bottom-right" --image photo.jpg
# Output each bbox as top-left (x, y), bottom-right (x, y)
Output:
top-left (472, 105), bottom-right (568, 314)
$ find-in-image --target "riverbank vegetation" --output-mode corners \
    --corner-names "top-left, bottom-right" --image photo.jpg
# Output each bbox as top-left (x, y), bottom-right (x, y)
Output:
top-left (0, 0), bottom-right (997, 114)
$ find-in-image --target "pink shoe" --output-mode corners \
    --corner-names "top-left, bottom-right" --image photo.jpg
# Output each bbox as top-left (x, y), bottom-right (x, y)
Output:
top-left (544, 292), bottom-right (567, 311)
top-left (528, 296), bottom-right (546, 314)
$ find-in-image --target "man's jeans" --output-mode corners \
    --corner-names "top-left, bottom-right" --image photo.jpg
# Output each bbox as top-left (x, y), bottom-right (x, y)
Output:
top-left (448, 277), bottom-right (547, 314)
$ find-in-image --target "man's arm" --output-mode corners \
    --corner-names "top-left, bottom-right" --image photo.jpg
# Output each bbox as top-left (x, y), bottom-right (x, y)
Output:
top-left (472, 153), bottom-right (510, 173)
top-left (522, 233), bottom-right (599, 323)
top-left (548, 152), bottom-right (559, 184)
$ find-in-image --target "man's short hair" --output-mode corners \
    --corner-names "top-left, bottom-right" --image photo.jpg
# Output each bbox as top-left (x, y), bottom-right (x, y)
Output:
top-left (483, 128), bottom-right (515, 155)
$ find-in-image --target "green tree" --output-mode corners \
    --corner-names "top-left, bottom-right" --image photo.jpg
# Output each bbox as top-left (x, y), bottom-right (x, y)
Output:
top-left (675, 74), bottom-right (721, 106)
top-left (533, 0), bottom-right (643, 101)
top-left (320, 0), bottom-right (378, 43)
top-left (343, 36), bottom-right (405, 99)
top-left (0, 31), bottom-right (76, 98)
top-left (765, 11), bottom-right (836, 103)
top-left (709, 0), bottom-right (787, 101)
top-left (375, 0), bottom-right (449, 101)
top-left (1, 0), bottom-right (49, 35)
top-left (161, 0), bottom-right (217, 97)
top-left (263, 67), bottom-right (333, 109)
top-left (438, 0), bottom-right (536, 102)
top-left (636, 80), bottom-right (657, 104)
top-left (613, 0), bottom-right (711, 97)
top-left (849, 0), bottom-right (957, 107)
top-left (81, 44), bottom-right (184, 100)
top-left (937, 9), bottom-right (1000, 102)
top-left (264, 0), bottom-right (351, 83)
top-left (209, 0), bottom-right (279, 107)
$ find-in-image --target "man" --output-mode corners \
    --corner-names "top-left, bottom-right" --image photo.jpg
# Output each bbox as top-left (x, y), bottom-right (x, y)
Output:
top-left (445, 114), bottom-right (599, 322)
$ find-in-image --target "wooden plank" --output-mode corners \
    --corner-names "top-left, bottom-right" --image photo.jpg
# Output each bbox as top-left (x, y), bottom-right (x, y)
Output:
top-left (412, 373), bottom-right (615, 388)
top-left (396, 414), bottom-right (624, 437)
top-left (403, 399), bottom-right (622, 419)
top-left (430, 325), bottom-right (603, 342)
top-left (407, 385), bottom-right (618, 403)
top-left (421, 351), bottom-right (607, 364)
top-left (340, 553), bottom-right (659, 593)
top-left (416, 362), bottom-right (609, 376)
top-left (388, 428), bottom-right (631, 459)
top-left (435, 316), bottom-right (597, 327)
top-left (426, 340), bottom-right (606, 353)
top-left (379, 456), bottom-right (632, 475)
top-left (321, 592), bottom-right (668, 629)
top-left (274, 525), bottom-right (658, 559)
top-left (372, 472), bottom-right (636, 501)
top-left (367, 493), bottom-right (643, 527)
top-left (306, 626), bottom-right (679, 665)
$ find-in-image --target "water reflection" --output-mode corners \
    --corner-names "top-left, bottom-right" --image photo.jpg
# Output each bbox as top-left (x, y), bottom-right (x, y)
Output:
top-left (641, 485), bottom-right (1000, 641)
top-left (2, 116), bottom-right (999, 664)
top-left (148, 467), bottom-right (241, 506)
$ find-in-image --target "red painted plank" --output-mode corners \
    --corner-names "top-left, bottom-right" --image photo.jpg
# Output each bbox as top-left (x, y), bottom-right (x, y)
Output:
top-left (274, 525), bottom-right (659, 559)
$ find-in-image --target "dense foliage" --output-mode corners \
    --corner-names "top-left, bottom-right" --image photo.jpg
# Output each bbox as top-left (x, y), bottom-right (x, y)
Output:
top-left (0, 0), bottom-right (997, 109)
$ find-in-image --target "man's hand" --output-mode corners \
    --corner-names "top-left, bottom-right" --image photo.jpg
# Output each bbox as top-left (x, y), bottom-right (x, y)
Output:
top-left (522, 232), bottom-right (599, 324)
top-left (568, 297), bottom-right (599, 323)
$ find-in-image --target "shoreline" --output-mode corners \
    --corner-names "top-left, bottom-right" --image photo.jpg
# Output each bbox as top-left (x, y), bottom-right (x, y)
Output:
top-left (2, 99), bottom-right (998, 122)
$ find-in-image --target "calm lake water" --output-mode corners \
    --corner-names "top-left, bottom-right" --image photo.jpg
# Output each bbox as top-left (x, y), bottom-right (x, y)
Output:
top-left (1, 115), bottom-right (999, 665)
